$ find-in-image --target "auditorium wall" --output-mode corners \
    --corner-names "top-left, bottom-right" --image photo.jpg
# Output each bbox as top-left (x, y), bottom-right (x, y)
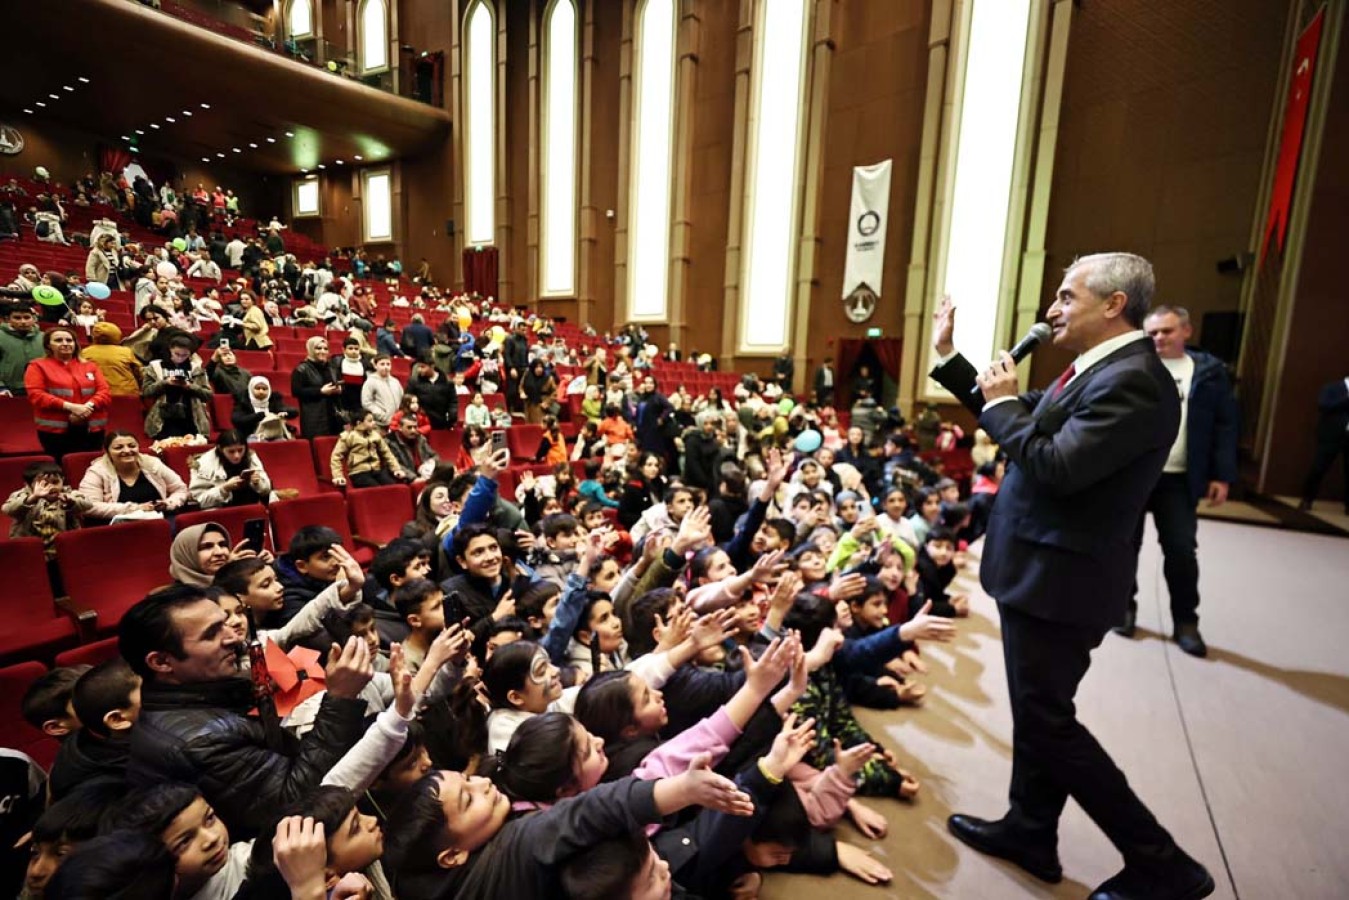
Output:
top-left (1029, 0), bottom-right (1293, 386)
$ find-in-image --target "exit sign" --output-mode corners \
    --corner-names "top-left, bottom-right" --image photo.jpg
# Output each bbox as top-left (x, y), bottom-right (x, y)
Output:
top-left (866, 327), bottom-right (883, 338)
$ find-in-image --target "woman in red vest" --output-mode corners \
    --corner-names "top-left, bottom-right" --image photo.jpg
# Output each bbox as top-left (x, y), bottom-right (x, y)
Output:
top-left (24, 325), bottom-right (111, 461)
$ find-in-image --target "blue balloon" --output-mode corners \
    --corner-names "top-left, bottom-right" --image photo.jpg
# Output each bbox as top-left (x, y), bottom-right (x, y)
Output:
top-left (794, 429), bottom-right (823, 454)
top-left (86, 281), bottom-right (111, 300)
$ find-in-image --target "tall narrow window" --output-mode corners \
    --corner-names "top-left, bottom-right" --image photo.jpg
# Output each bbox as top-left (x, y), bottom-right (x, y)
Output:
top-left (540, 0), bottom-right (577, 296)
top-left (937, 0), bottom-right (1034, 372)
top-left (627, 0), bottom-right (677, 321)
top-left (464, 1), bottom-right (496, 246)
top-left (739, 0), bottom-right (809, 352)
top-left (288, 0), bottom-right (313, 38)
top-left (363, 169), bottom-right (393, 242)
top-left (359, 0), bottom-right (389, 73)
top-left (294, 178), bottom-right (320, 217)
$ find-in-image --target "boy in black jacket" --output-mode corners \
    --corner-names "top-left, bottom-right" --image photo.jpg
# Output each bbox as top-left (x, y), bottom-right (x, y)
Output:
top-left (913, 526), bottom-right (969, 618)
top-left (49, 659), bottom-right (140, 801)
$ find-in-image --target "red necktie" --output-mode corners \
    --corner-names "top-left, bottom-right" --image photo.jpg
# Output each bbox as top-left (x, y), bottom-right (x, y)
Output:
top-left (1052, 364), bottom-right (1076, 396)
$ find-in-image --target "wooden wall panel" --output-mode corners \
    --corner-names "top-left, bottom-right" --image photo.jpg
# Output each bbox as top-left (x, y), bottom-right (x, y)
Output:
top-left (1031, 0), bottom-right (1291, 386)
top-left (806, 0), bottom-right (931, 384)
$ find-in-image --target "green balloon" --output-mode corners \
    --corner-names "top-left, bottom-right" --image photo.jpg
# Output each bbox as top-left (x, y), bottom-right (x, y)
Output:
top-left (777, 397), bottom-right (795, 415)
top-left (32, 285), bottom-right (64, 306)
top-left (172, 237), bottom-right (187, 252)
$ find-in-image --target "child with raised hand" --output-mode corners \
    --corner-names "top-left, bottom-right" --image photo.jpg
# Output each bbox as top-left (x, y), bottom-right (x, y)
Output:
top-left (844, 577), bottom-right (956, 708)
top-left (213, 543), bottom-right (366, 649)
top-left (785, 592), bottom-right (923, 800)
top-left (573, 636), bottom-right (795, 783)
top-left (3, 460), bottom-right (91, 557)
top-left (381, 752), bottom-right (753, 898)
top-left (483, 641), bottom-right (565, 753)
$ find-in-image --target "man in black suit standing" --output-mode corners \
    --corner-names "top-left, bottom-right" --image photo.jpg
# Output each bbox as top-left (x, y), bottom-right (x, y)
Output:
top-left (813, 356), bottom-right (835, 406)
top-left (931, 253), bottom-right (1213, 900)
top-left (1298, 375), bottom-right (1349, 513)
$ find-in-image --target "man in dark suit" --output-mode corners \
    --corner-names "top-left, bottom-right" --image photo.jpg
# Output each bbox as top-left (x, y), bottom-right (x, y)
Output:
top-left (1299, 376), bottom-right (1349, 513)
top-left (1115, 305), bottom-right (1239, 655)
top-left (813, 356), bottom-right (835, 406)
top-left (931, 253), bottom-right (1213, 900)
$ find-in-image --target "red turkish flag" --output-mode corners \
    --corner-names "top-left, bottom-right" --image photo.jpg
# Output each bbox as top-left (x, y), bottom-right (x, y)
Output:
top-left (1260, 7), bottom-right (1325, 267)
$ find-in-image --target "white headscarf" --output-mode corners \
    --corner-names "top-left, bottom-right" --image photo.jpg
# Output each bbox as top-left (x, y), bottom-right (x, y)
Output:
top-left (247, 375), bottom-right (272, 414)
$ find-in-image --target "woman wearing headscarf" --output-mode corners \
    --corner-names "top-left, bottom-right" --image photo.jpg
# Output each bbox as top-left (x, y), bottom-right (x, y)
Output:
top-left (290, 335), bottom-right (343, 437)
top-left (79, 321), bottom-right (143, 398)
top-left (520, 358), bottom-right (556, 425)
top-left (231, 375), bottom-right (297, 439)
top-left (168, 521), bottom-right (271, 587)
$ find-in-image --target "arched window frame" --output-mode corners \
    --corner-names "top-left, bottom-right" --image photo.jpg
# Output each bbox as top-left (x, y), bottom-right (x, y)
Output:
top-left (737, 0), bottom-right (812, 354)
top-left (625, 0), bottom-right (678, 323)
top-left (287, 0), bottom-right (314, 39)
top-left (463, 0), bottom-right (497, 247)
top-left (358, 0), bottom-right (390, 74)
top-left (540, 0), bottom-right (579, 297)
top-left (922, 0), bottom-right (1040, 397)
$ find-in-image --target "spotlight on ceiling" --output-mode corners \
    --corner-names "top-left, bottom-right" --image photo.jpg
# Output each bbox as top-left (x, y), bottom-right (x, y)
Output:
top-left (249, 143), bottom-right (258, 148)
top-left (232, 148), bottom-right (241, 153)
top-left (35, 101), bottom-right (46, 108)
top-left (285, 131), bottom-right (295, 138)
top-left (266, 137), bottom-right (276, 143)
top-left (135, 129), bottom-right (145, 135)
top-left (335, 160), bottom-right (344, 165)
top-left (62, 85), bottom-right (74, 92)
top-left (48, 93), bottom-right (59, 100)
top-left (217, 152), bottom-right (226, 158)
top-left (200, 103), bottom-right (211, 109)
top-left (165, 117), bottom-right (176, 123)
top-left (183, 110), bottom-right (193, 117)
top-left (317, 164), bottom-right (326, 170)
top-left (77, 77), bottom-right (90, 83)
top-left (23, 108), bottom-right (34, 115)
top-left (202, 157), bottom-right (210, 163)
top-left (149, 123), bottom-right (160, 129)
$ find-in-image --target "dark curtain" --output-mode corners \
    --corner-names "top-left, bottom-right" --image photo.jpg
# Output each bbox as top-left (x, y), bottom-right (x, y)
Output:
top-left (834, 339), bottom-right (864, 408)
top-left (463, 245), bottom-right (499, 298)
top-left (834, 338), bottom-right (901, 408)
top-left (872, 339), bottom-right (903, 387)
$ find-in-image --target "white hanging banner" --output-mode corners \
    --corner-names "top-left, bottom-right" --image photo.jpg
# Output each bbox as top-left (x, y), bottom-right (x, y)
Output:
top-left (841, 159), bottom-right (892, 300)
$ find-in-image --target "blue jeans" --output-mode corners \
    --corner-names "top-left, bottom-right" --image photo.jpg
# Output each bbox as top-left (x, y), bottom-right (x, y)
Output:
top-left (1130, 473), bottom-right (1200, 626)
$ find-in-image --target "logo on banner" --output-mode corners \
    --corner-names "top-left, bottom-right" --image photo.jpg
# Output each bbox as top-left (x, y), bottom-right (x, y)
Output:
top-left (845, 286), bottom-right (877, 323)
top-left (842, 160), bottom-right (892, 322)
top-left (0, 125), bottom-right (23, 155)
top-left (856, 211), bottom-right (880, 238)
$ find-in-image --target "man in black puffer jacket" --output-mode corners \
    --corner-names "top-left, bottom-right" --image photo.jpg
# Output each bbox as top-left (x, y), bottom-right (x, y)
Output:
top-left (119, 584), bottom-right (371, 839)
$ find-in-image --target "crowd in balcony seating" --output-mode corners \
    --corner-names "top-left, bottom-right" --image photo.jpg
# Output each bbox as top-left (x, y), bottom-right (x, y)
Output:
top-left (0, 161), bottom-right (996, 900)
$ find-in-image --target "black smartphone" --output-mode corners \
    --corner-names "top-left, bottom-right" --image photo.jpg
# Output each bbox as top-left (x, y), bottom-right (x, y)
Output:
top-left (243, 518), bottom-right (267, 554)
top-left (491, 430), bottom-right (508, 454)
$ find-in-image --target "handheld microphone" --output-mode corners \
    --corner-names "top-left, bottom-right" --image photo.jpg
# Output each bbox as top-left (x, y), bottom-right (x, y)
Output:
top-left (970, 322), bottom-right (1054, 396)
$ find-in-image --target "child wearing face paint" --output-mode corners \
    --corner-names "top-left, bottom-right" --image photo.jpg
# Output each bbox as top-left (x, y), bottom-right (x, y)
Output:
top-left (483, 641), bottom-right (567, 753)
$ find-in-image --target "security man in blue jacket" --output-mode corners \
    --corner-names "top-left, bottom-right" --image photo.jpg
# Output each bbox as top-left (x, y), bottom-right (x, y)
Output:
top-left (1117, 305), bottom-right (1238, 656)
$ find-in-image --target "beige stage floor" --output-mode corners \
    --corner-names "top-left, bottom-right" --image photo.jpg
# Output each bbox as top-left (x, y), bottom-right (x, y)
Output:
top-left (762, 518), bottom-right (1349, 899)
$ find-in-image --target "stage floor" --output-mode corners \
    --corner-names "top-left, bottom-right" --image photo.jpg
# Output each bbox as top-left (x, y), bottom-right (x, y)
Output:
top-left (762, 517), bottom-right (1349, 899)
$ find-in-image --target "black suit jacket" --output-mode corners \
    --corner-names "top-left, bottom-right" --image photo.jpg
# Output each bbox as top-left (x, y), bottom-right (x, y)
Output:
top-left (931, 337), bottom-right (1179, 630)
top-left (1315, 378), bottom-right (1349, 444)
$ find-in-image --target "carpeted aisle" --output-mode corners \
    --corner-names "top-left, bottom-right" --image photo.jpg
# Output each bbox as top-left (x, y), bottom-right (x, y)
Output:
top-left (762, 518), bottom-right (1349, 899)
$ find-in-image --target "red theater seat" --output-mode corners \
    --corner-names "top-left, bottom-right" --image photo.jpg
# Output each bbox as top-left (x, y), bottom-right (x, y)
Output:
top-left (347, 484), bottom-right (414, 548)
top-left (0, 538), bottom-right (79, 662)
top-left (268, 493), bottom-right (372, 565)
top-left (54, 637), bottom-right (121, 669)
top-left (0, 661), bottom-right (60, 769)
top-left (249, 440), bottom-right (321, 498)
top-left (55, 518), bottom-right (174, 635)
top-left (174, 503), bottom-right (274, 554)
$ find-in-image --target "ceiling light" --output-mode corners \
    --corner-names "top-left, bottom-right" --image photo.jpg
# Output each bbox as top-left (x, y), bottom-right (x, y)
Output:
top-left (78, 77), bottom-right (90, 84)
top-left (284, 131), bottom-right (295, 138)
top-left (232, 148), bottom-right (241, 153)
top-left (135, 129), bottom-right (145, 135)
top-left (62, 85), bottom-right (75, 92)
top-left (317, 164), bottom-right (326, 170)
top-left (248, 143), bottom-right (258, 148)
top-left (121, 135), bottom-right (131, 140)
top-left (183, 110), bottom-right (193, 117)
top-left (217, 152), bottom-right (226, 158)
top-left (23, 108), bottom-right (34, 114)
top-left (301, 168), bottom-right (309, 174)
top-left (165, 116), bottom-right (176, 123)
top-left (335, 159), bottom-right (344, 165)
top-left (35, 101), bottom-right (46, 107)
top-left (202, 157), bottom-right (210, 163)
top-left (48, 93), bottom-right (59, 100)
top-left (266, 137), bottom-right (275, 143)
top-left (354, 155), bottom-right (363, 161)
top-left (200, 103), bottom-right (211, 109)
top-left (149, 123), bottom-right (160, 129)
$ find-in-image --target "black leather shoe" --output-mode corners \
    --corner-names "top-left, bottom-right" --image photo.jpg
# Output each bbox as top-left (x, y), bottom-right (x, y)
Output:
top-left (947, 814), bottom-right (1062, 883)
top-left (1174, 624), bottom-right (1207, 657)
top-left (1112, 609), bottom-right (1137, 638)
top-left (1088, 854), bottom-right (1215, 900)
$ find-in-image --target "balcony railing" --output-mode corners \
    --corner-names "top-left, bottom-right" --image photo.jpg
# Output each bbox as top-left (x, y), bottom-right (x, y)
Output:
top-left (144, 0), bottom-right (442, 107)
